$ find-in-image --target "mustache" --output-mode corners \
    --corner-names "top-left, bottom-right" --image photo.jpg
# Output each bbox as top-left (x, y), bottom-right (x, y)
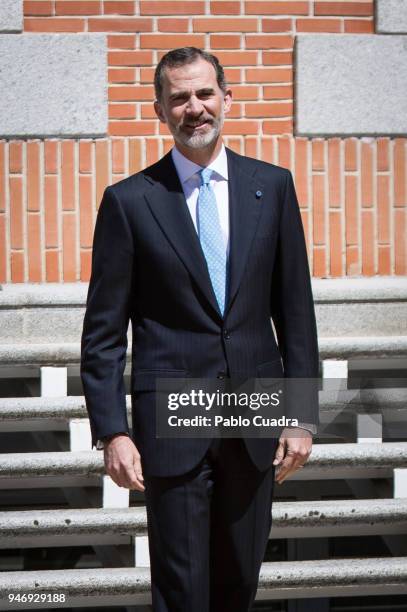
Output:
top-left (182, 118), bottom-right (214, 127)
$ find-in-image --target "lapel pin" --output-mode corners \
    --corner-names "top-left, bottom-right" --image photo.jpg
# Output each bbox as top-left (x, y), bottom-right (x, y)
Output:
top-left (255, 190), bottom-right (262, 199)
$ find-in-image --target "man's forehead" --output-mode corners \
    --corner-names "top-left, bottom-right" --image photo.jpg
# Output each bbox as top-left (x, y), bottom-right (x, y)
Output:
top-left (162, 60), bottom-right (218, 88)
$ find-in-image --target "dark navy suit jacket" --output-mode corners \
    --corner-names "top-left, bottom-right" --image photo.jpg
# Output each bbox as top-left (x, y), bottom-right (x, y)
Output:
top-left (80, 147), bottom-right (319, 477)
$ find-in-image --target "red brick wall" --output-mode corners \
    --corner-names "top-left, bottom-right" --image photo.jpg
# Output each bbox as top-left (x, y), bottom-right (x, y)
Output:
top-left (24, 0), bottom-right (376, 137)
top-left (0, 0), bottom-right (405, 281)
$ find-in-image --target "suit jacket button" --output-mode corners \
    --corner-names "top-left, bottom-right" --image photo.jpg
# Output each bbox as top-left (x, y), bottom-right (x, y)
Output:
top-left (223, 330), bottom-right (230, 340)
top-left (217, 371), bottom-right (226, 379)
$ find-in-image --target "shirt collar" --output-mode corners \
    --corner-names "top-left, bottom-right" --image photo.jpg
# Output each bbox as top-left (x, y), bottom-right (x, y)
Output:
top-left (171, 143), bottom-right (228, 184)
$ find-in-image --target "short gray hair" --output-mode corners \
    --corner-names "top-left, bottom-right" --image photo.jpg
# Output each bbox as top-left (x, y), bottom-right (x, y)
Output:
top-left (154, 47), bottom-right (227, 102)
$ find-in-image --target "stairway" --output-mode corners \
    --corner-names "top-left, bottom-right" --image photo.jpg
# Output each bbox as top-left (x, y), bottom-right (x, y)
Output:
top-left (0, 279), bottom-right (406, 611)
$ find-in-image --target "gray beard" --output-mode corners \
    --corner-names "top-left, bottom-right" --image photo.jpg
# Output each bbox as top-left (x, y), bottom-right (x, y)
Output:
top-left (173, 111), bottom-right (224, 150)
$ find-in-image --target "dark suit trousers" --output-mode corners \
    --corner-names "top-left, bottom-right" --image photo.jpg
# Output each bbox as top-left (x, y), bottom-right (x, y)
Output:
top-left (144, 437), bottom-right (276, 612)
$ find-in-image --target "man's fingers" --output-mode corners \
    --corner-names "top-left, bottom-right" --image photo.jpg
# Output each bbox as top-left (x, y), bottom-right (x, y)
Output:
top-left (273, 428), bottom-right (313, 484)
top-left (275, 462), bottom-right (300, 484)
top-left (107, 464), bottom-right (145, 491)
top-left (275, 450), bottom-right (309, 484)
top-left (274, 451), bottom-right (296, 481)
top-left (132, 455), bottom-right (145, 491)
top-left (272, 440), bottom-right (286, 465)
top-left (117, 453), bottom-right (145, 491)
top-left (119, 462), bottom-right (145, 491)
top-left (104, 438), bottom-right (145, 491)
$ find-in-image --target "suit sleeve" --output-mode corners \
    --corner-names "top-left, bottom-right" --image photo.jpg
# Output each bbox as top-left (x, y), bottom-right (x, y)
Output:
top-left (270, 169), bottom-right (320, 428)
top-left (80, 186), bottom-right (134, 449)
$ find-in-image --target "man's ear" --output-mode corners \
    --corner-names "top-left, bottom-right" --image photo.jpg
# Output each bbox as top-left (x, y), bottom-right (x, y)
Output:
top-left (154, 100), bottom-right (167, 124)
top-left (223, 88), bottom-right (233, 116)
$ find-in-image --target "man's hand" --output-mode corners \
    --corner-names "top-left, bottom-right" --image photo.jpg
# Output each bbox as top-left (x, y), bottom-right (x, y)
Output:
top-left (273, 427), bottom-right (312, 484)
top-left (103, 434), bottom-right (145, 492)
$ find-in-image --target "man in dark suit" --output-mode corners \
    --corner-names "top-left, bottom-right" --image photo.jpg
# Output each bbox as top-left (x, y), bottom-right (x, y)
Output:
top-left (81, 47), bottom-right (319, 612)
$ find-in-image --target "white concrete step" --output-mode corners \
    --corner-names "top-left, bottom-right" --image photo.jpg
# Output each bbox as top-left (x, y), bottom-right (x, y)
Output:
top-left (0, 389), bottom-right (404, 434)
top-left (1, 335), bottom-right (406, 366)
top-left (0, 443), bottom-right (406, 489)
top-left (0, 557), bottom-right (406, 609)
top-left (1, 498), bottom-right (407, 548)
top-left (1, 277), bottom-right (406, 342)
top-left (0, 388), bottom-right (404, 419)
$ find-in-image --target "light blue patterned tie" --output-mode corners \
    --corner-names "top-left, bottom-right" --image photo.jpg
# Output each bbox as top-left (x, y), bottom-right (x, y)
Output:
top-left (197, 167), bottom-right (227, 315)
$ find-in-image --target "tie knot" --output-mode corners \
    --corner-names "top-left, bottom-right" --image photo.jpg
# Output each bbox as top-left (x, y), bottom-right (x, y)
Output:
top-left (200, 167), bottom-right (212, 186)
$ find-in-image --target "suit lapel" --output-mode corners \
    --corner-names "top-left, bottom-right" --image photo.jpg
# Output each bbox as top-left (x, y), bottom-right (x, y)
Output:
top-left (225, 147), bottom-right (263, 315)
top-left (143, 147), bottom-right (264, 321)
top-left (143, 151), bottom-right (223, 319)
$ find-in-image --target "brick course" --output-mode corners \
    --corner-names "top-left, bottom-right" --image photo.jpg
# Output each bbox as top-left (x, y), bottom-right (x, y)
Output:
top-left (1, 136), bottom-right (405, 282)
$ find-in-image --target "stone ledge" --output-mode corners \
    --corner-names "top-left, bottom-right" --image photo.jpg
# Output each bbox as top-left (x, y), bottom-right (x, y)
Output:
top-left (2, 278), bottom-right (406, 305)
top-left (0, 336), bottom-right (405, 366)
top-left (1, 279), bottom-right (406, 343)
top-left (258, 557), bottom-right (407, 599)
top-left (0, 388), bottom-right (405, 421)
top-left (0, 443), bottom-right (406, 479)
top-left (312, 277), bottom-right (407, 302)
top-left (319, 336), bottom-right (407, 358)
top-left (1, 498), bottom-right (406, 546)
top-left (0, 558), bottom-right (406, 608)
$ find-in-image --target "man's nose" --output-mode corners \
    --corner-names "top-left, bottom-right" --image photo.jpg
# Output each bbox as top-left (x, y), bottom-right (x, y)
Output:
top-left (185, 96), bottom-right (203, 115)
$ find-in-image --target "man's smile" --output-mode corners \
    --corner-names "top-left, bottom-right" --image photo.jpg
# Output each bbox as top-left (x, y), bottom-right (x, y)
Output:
top-left (183, 120), bottom-right (212, 130)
